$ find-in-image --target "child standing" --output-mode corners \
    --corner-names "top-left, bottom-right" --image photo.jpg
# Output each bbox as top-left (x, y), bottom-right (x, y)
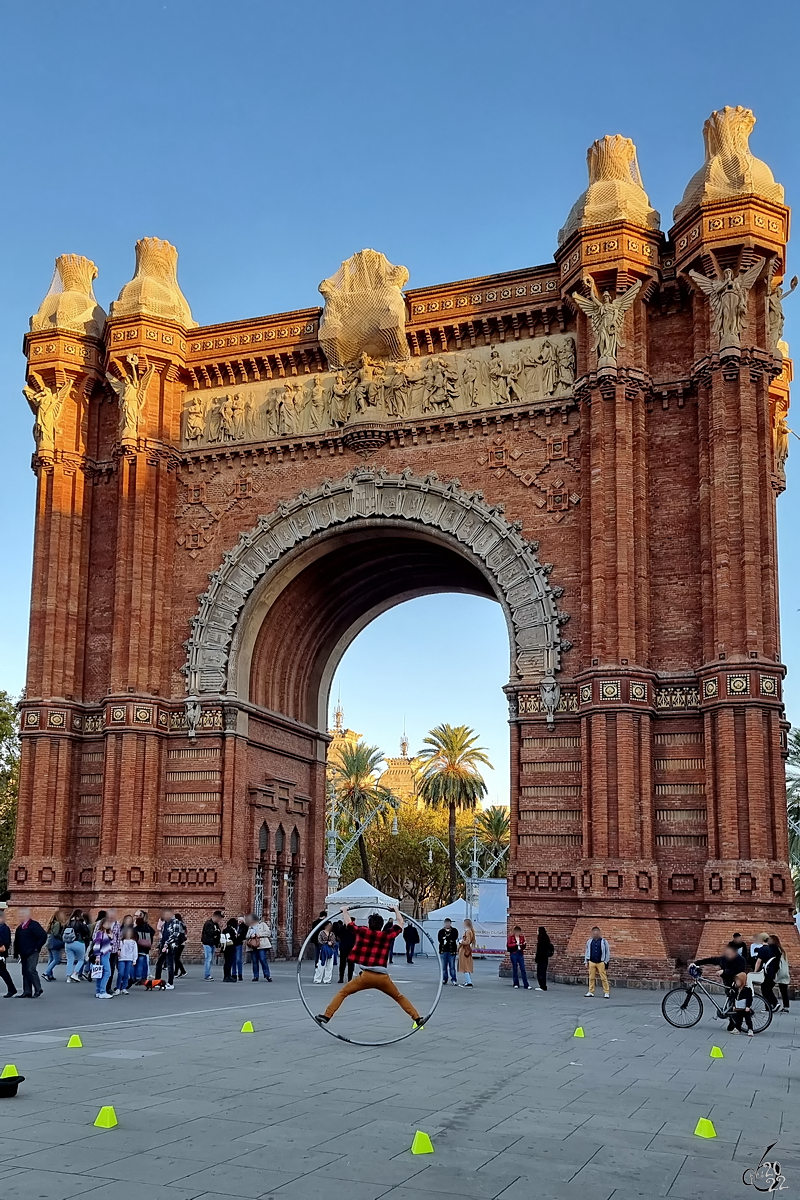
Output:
top-left (116, 927), bottom-right (139, 994)
top-left (728, 972), bottom-right (755, 1036)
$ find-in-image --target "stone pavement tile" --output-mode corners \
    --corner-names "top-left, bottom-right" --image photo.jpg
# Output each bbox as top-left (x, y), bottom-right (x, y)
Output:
top-left (581, 1112), bottom-right (667, 1136)
top-left (445, 1179), bottom-right (616, 1200)
top-left (324, 1152), bottom-right (430, 1187)
top-left (8, 1140), bottom-right (131, 1176)
top-left (66, 1152), bottom-right (224, 1186)
top-left (405, 1163), bottom-right (523, 1198)
top-left (270, 1177), bottom-right (390, 1200)
top-left (233, 1148), bottom-right (341, 1177)
top-left (175, 1163), bottom-right (299, 1198)
top-left (486, 1111), bottom-right (590, 1139)
top-left (464, 1136), bottom-right (601, 1180)
top-left (2, 1169), bottom-right (107, 1200)
top-left (570, 1146), bottom-right (685, 1195)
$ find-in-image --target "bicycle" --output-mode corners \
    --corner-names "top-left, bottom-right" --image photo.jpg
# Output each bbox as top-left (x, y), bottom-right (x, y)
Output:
top-left (661, 965), bottom-right (773, 1033)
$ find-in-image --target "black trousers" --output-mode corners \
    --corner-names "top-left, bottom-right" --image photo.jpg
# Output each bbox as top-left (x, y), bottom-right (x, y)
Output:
top-left (778, 983), bottom-right (790, 1009)
top-left (338, 955), bottom-right (355, 984)
top-left (174, 944), bottom-right (186, 975)
top-left (0, 956), bottom-right (16, 995)
top-left (106, 952), bottom-right (119, 994)
top-left (223, 947), bottom-right (237, 980)
top-left (536, 962), bottom-right (548, 989)
top-left (21, 952), bottom-right (42, 996)
top-left (761, 978), bottom-right (778, 1009)
top-left (155, 947), bottom-right (175, 984)
top-left (729, 1010), bottom-right (754, 1032)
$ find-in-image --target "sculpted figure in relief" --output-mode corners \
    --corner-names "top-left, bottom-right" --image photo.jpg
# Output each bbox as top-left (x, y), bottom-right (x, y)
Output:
top-left (462, 356), bottom-right (479, 407)
top-left (23, 372), bottom-right (71, 455)
top-left (30, 254), bottom-right (107, 339)
top-left (775, 415), bottom-right (790, 475)
top-left (185, 394), bottom-right (206, 443)
top-left (318, 249), bottom-right (410, 369)
top-left (538, 340), bottom-right (559, 396)
top-left (330, 372), bottom-right (351, 426)
top-left (768, 275), bottom-right (798, 353)
top-left (106, 354), bottom-right (155, 442)
top-left (557, 337), bottom-right (576, 389)
top-left (688, 259), bottom-right (765, 353)
top-left (572, 279), bottom-right (642, 367)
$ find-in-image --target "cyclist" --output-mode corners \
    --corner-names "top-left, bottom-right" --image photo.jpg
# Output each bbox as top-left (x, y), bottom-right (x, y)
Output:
top-left (691, 944), bottom-right (748, 1010)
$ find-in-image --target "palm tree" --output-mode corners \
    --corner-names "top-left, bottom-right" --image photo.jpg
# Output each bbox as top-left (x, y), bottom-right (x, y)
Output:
top-left (329, 740), bottom-right (398, 884)
top-left (417, 724), bottom-right (492, 901)
top-left (476, 805), bottom-right (510, 877)
top-left (786, 728), bottom-right (800, 906)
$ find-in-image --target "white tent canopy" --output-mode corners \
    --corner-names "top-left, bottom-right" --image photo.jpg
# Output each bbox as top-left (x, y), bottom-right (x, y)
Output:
top-left (425, 898), bottom-right (468, 923)
top-left (325, 878), bottom-right (399, 910)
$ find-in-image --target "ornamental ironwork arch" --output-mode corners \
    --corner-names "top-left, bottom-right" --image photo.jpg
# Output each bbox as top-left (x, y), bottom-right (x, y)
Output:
top-left (183, 467), bottom-right (569, 696)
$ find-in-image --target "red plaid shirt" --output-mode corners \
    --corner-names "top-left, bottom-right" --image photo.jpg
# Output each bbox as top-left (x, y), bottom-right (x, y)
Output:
top-left (350, 923), bottom-right (401, 969)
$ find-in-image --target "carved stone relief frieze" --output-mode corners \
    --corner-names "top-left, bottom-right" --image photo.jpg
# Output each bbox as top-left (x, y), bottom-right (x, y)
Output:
top-left (180, 335), bottom-right (577, 451)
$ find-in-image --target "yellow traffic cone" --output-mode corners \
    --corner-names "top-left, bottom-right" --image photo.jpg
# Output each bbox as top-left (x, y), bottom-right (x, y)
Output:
top-left (94, 1106), bottom-right (118, 1129)
top-left (0, 1064), bottom-right (18, 1078)
top-left (411, 1131), bottom-right (434, 1155)
top-left (241, 1020), bottom-right (254, 1033)
top-left (709, 1045), bottom-right (724, 1059)
top-left (67, 1034), bottom-right (83, 1049)
top-left (694, 1118), bottom-right (716, 1139)
top-left (573, 1027), bottom-right (585, 1038)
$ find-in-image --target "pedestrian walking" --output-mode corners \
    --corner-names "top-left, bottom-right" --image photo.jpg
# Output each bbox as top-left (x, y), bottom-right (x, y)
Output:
top-left (727, 972), bottom-right (755, 1036)
top-left (42, 908), bottom-right (68, 981)
top-left (201, 910), bottom-right (223, 980)
top-left (90, 918), bottom-right (114, 999)
top-left (507, 926), bottom-right (529, 989)
top-left (534, 926), bottom-right (554, 991)
top-left (771, 935), bottom-right (791, 1013)
top-left (63, 908), bottom-right (90, 982)
top-left (313, 922), bottom-right (338, 984)
top-left (693, 944), bottom-right (749, 994)
top-left (105, 908), bottom-right (122, 995)
top-left (233, 915), bottom-right (247, 981)
top-left (132, 911), bottom-right (154, 985)
top-left (458, 918), bottom-right (475, 987)
top-left (245, 912), bottom-right (272, 981)
top-left (13, 908), bottom-right (47, 998)
top-left (221, 918), bottom-right (238, 982)
top-left (402, 923), bottom-right (420, 963)
top-left (337, 919), bottom-right (356, 983)
top-left (438, 918), bottom-right (459, 984)
top-left (584, 926), bottom-right (611, 998)
top-left (754, 934), bottom-right (781, 1011)
top-left (116, 927), bottom-right (138, 993)
top-left (173, 913), bottom-right (188, 977)
top-left (0, 902), bottom-right (16, 997)
top-left (154, 909), bottom-right (182, 988)
top-left (384, 917), bottom-right (401, 964)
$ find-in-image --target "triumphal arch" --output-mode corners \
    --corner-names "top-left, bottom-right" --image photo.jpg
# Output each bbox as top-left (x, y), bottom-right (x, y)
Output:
top-left (13, 106), bottom-right (797, 977)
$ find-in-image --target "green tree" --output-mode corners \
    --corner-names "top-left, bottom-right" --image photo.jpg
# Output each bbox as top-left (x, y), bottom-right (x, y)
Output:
top-left (787, 727), bottom-right (800, 906)
top-left (0, 692), bottom-right (20, 900)
top-left (417, 723), bottom-right (491, 902)
top-left (476, 805), bottom-right (510, 877)
top-left (329, 739), bottom-right (398, 884)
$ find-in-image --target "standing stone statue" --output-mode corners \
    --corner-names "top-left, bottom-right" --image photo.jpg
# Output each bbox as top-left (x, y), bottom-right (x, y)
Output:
top-left (775, 415), bottom-right (790, 475)
top-left (768, 275), bottom-right (798, 353)
top-left (106, 354), bottom-right (155, 443)
top-left (23, 372), bottom-right (71, 456)
top-left (538, 340), bottom-right (559, 396)
top-left (557, 337), bottom-right (576, 389)
top-left (185, 394), bottom-right (206, 443)
top-left (329, 372), bottom-right (352, 427)
top-left (572, 279), bottom-right (642, 367)
top-left (688, 260), bottom-right (765, 354)
top-left (462, 356), bottom-right (479, 407)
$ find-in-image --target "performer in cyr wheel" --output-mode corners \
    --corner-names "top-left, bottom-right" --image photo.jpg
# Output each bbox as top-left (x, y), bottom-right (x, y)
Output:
top-left (315, 905), bottom-right (426, 1029)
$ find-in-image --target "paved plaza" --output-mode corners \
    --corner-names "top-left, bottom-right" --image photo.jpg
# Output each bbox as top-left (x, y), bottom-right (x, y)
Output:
top-left (0, 958), bottom-right (796, 1199)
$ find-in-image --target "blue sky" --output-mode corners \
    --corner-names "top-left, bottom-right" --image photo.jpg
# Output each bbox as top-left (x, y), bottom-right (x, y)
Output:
top-left (1, 1), bottom-right (799, 804)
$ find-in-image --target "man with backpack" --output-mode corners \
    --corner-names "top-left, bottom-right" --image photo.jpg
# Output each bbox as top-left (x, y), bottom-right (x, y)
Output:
top-left (154, 908), bottom-right (182, 989)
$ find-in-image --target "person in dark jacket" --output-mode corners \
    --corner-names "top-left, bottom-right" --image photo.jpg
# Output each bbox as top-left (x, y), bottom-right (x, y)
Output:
top-left (221, 917), bottom-right (239, 982)
top-left (438, 919), bottom-right (459, 984)
top-left (154, 909), bottom-right (182, 988)
top-left (201, 910), bottom-right (223, 981)
top-left (754, 936), bottom-right (782, 1010)
top-left (172, 913), bottom-right (188, 977)
top-left (402, 922), bottom-right (420, 964)
top-left (692, 944), bottom-right (748, 991)
top-left (534, 926), bottom-right (554, 991)
top-left (729, 932), bottom-right (752, 968)
top-left (337, 919), bottom-right (357, 983)
top-left (13, 908), bottom-right (47, 997)
top-left (0, 903), bottom-right (16, 997)
top-left (132, 911), bottom-right (155, 985)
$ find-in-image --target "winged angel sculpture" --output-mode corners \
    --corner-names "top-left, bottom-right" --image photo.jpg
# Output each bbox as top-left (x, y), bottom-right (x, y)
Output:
top-left (571, 278), bottom-right (642, 366)
top-left (106, 354), bottom-right (155, 442)
top-left (23, 371), bottom-right (71, 456)
top-left (688, 259), bottom-right (764, 353)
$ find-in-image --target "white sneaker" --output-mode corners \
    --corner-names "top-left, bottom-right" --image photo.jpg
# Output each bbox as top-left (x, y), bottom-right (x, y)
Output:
top-left (165, 983), bottom-right (175, 990)
top-left (95, 992), bottom-right (111, 999)
top-left (585, 992), bottom-right (594, 997)
top-left (70, 974), bottom-right (82, 982)
top-left (747, 1030), bottom-right (754, 1037)
top-left (121, 989), bottom-right (129, 995)
top-left (604, 994), bottom-right (610, 999)
top-left (112, 989), bottom-right (120, 996)
top-left (535, 987), bottom-right (543, 991)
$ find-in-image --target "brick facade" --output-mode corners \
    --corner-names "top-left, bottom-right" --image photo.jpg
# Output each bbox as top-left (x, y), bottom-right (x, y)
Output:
top-left (12, 120), bottom-right (799, 978)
